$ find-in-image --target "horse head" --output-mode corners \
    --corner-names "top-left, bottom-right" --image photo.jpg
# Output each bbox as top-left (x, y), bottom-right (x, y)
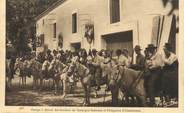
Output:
top-left (67, 62), bottom-right (76, 76)
top-left (14, 58), bottom-right (22, 71)
top-left (48, 59), bottom-right (56, 72)
top-left (42, 60), bottom-right (50, 71)
top-left (109, 65), bottom-right (124, 89)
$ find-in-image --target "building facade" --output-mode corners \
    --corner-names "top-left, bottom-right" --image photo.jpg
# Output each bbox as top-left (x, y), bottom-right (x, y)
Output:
top-left (36, 0), bottom-right (179, 56)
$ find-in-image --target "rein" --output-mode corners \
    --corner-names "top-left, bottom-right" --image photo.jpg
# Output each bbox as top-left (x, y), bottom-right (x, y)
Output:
top-left (111, 66), bottom-right (125, 83)
top-left (129, 70), bottom-right (144, 90)
top-left (74, 62), bottom-right (90, 79)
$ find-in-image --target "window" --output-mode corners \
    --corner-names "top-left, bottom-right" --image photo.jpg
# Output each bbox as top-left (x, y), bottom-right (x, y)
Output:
top-left (37, 34), bottom-right (44, 47)
top-left (53, 23), bottom-right (56, 38)
top-left (110, 0), bottom-right (120, 24)
top-left (72, 13), bottom-right (77, 33)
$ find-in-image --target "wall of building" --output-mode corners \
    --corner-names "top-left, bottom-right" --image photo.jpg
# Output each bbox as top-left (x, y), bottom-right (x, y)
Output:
top-left (36, 0), bottom-right (178, 55)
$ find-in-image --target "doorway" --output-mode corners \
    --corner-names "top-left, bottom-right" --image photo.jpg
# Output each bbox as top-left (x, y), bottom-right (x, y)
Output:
top-left (103, 30), bottom-right (133, 56)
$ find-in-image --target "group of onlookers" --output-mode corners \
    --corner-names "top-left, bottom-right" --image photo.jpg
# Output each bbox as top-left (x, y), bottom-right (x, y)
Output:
top-left (6, 42), bottom-right (178, 106)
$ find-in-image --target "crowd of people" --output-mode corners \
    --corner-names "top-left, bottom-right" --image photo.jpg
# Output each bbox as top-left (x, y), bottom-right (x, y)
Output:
top-left (6, 42), bottom-right (178, 106)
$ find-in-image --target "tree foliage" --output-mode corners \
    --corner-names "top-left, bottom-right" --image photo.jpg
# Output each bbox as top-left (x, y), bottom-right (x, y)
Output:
top-left (6, 0), bottom-right (59, 56)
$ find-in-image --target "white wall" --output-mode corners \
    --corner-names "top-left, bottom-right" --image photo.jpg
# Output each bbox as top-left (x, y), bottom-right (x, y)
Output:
top-left (36, 0), bottom-right (178, 55)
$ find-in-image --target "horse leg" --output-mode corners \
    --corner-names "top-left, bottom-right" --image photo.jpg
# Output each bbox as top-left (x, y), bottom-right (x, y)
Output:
top-left (86, 84), bottom-right (91, 105)
top-left (111, 87), bottom-right (119, 106)
top-left (32, 78), bottom-right (35, 89)
top-left (33, 77), bottom-right (36, 90)
top-left (7, 77), bottom-right (11, 89)
top-left (123, 94), bottom-right (129, 106)
top-left (61, 80), bottom-right (67, 99)
top-left (135, 86), bottom-right (147, 107)
top-left (54, 79), bottom-right (58, 95)
top-left (36, 79), bottom-right (39, 89)
top-left (23, 76), bottom-right (25, 88)
top-left (129, 95), bottom-right (136, 106)
top-left (81, 83), bottom-right (88, 106)
top-left (94, 89), bottom-right (98, 98)
top-left (25, 76), bottom-right (26, 87)
top-left (19, 76), bottom-right (22, 88)
top-left (22, 76), bottom-right (24, 88)
top-left (9, 78), bottom-right (12, 88)
top-left (53, 79), bottom-right (55, 89)
top-left (40, 79), bottom-right (43, 91)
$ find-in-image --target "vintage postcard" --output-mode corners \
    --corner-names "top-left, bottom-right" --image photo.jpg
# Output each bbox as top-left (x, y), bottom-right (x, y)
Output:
top-left (1, 0), bottom-right (184, 113)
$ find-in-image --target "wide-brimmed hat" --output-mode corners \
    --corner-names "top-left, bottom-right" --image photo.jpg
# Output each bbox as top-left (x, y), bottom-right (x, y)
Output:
top-left (164, 43), bottom-right (172, 51)
top-left (116, 49), bottom-right (122, 55)
top-left (147, 44), bottom-right (157, 50)
top-left (134, 45), bottom-right (142, 51)
top-left (47, 49), bottom-right (51, 53)
top-left (92, 49), bottom-right (97, 53)
top-left (53, 49), bottom-right (58, 54)
top-left (122, 48), bottom-right (129, 54)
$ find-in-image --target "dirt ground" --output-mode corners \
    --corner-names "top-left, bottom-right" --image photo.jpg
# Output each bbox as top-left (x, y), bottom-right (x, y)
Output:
top-left (5, 75), bottom-right (178, 107)
top-left (5, 75), bottom-right (113, 106)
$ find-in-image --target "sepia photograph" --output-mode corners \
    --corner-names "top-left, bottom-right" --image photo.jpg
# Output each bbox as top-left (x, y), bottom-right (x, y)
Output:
top-left (5, 0), bottom-right (180, 108)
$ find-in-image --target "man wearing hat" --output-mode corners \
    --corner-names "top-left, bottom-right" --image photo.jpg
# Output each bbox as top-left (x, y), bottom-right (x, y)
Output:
top-left (163, 43), bottom-right (178, 69)
top-left (90, 49), bottom-right (104, 91)
top-left (53, 49), bottom-right (58, 59)
top-left (145, 44), bottom-right (164, 106)
top-left (162, 43), bottom-right (178, 100)
top-left (122, 48), bottom-right (132, 67)
top-left (131, 45), bottom-right (145, 70)
top-left (45, 49), bottom-right (53, 62)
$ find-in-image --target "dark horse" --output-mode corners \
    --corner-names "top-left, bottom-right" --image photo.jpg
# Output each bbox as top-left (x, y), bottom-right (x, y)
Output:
top-left (6, 58), bottom-right (15, 89)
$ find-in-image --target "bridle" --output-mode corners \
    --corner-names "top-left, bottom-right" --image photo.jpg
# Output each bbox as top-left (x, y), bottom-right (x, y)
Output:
top-left (69, 62), bottom-right (90, 79)
top-left (111, 65), bottom-right (125, 83)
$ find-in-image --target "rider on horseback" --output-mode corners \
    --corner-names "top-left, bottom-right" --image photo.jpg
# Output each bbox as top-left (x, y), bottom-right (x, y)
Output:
top-left (45, 49), bottom-right (53, 62)
top-left (90, 49), bottom-right (104, 91)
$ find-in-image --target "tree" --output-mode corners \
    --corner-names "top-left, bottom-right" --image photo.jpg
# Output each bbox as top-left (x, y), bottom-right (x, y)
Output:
top-left (6, 0), bottom-right (60, 56)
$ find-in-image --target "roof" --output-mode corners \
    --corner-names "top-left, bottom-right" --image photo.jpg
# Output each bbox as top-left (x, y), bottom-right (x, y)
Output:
top-left (35, 0), bottom-right (67, 21)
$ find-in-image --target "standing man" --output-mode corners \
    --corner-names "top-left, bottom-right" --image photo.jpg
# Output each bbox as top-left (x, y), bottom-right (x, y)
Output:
top-left (162, 43), bottom-right (178, 100)
top-left (113, 49), bottom-right (127, 67)
top-left (131, 45), bottom-right (145, 71)
top-left (122, 48), bottom-right (132, 67)
top-left (91, 49), bottom-right (104, 91)
top-left (163, 43), bottom-right (178, 71)
top-left (145, 44), bottom-right (164, 106)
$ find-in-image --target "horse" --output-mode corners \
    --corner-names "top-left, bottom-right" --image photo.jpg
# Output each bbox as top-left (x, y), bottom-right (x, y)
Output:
top-left (6, 58), bottom-right (15, 89)
top-left (28, 58), bottom-right (43, 90)
top-left (47, 59), bottom-right (68, 94)
top-left (14, 58), bottom-right (31, 88)
top-left (68, 61), bottom-right (92, 106)
top-left (41, 60), bottom-right (54, 89)
top-left (54, 66), bottom-right (75, 98)
top-left (109, 65), bottom-right (147, 107)
top-left (68, 60), bottom-right (109, 106)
